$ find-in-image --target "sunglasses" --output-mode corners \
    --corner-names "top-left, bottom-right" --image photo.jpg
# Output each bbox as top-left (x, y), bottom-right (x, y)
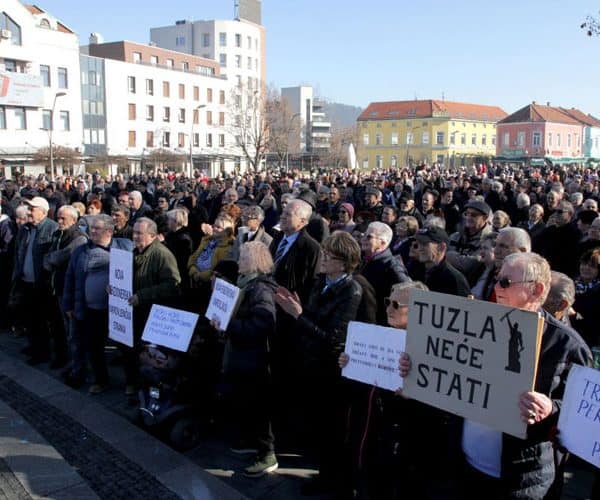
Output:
top-left (384, 298), bottom-right (408, 310)
top-left (496, 277), bottom-right (535, 289)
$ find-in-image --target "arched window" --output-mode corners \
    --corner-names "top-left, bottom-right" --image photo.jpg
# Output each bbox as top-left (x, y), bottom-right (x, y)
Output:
top-left (39, 18), bottom-right (51, 29)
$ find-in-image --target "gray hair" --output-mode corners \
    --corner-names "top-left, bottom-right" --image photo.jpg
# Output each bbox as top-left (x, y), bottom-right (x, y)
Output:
top-left (58, 205), bottom-right (79, 222)
top-left (129, 190), bottom-right (142, 202)
top-left (424, 216), bottom-right (446, 230)
top-left (543, 271), bottom-right (575, 315)
top-left (492, 181), bottom-right (503, 192)
top-left (503, 252), bottom-right (551, 303)
top-left (167, 208), bottom-right (188, 228)
top-left (367, 221), bottom-right (393, 247)
top-left (112, 203), bottom-right (130, 218)
top-left (288, 199), bottom-right (312, 221)
top-left (93, 214), bottom-right (115, 232)
top-left (498, 227), bottom-right (531, 252)
top-left (570, 192), bottom-right (584, 205)
top-left (135, 217), bottom-right (157, 236)
top-left (516, 193), bottom-right (530, 209)
top-left (390, 281), bottom-right (428, 295)
top-left (15, 205), bottom-right (29, 218)
top-left (243, 205), bottom-right (265, 222)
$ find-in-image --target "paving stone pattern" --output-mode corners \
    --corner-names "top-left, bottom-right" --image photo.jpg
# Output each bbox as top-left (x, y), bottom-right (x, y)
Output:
top-left (0, 375), bottom-right (180, 500)
top-left (0, 456), bottom-right (33, 500)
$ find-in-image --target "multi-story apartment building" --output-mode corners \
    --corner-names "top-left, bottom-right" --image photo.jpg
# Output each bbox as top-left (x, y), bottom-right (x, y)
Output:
top-left (357, 100), bottom-right (506, 170)
top-left (496, 103), bottom-right (586, 165)
top-left (281, 85), bottom-right (331, 154)
top-left (0, 0), bottom-right (83, 178)
top-left (83, 39), bottom-right (239, 177)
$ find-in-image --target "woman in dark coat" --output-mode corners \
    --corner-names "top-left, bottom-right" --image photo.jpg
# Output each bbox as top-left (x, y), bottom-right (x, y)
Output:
top-left (164, 208), bottom-right (193, 290)
top-left (275, 230), bottom-right (363, 498)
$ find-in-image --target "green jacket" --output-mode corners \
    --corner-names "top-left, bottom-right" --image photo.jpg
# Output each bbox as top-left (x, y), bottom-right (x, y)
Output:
top-left (133, 238), bottom-right (180, 306)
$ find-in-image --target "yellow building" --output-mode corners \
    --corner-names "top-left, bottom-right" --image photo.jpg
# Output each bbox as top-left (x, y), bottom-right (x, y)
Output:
top-left (357, 100), bottom-right (507, 169)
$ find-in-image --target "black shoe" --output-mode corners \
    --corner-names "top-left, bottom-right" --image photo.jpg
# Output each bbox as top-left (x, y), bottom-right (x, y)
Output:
top-left (65, 375), bottom-right (86, 389)
top-left (50, 358), bottom-right (68, 370)
top-left (301, 476), bottom-right (333, 496)
top-left (26, 356), bottom-right (50, 366)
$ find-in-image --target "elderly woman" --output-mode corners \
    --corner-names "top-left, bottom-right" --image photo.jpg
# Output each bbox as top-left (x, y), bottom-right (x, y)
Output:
top-left (164, 209), bottom-right (193, 289)
top-left (232, 205), bottom-right (273, 261)
top-left (492, 210), bottom-right (511, 232)
top-left (275, 231), bottom-right (363, 498)
top-left (330, 202), bottom-right (356, 233)
top-left (188, 213), bottom-right (235, 289)
top-left (391, 215), bottom-right (419, 262)
top-left (212, 241), bottom-right (278, 478)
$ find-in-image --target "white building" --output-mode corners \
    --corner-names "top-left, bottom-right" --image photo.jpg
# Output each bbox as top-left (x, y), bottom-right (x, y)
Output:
top-left (0, 1), bottom-right (83, 177)
top-left (281, 85), bottom-right (331, 154)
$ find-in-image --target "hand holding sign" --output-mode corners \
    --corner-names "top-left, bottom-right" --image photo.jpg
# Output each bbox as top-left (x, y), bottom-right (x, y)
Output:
top-left (519, 391), bottom-right (553, 425)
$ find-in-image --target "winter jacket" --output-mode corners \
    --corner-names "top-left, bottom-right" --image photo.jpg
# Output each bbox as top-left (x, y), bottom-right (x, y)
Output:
top-left (188, 235), bottom-right (234, 284)
top-left (447, 223), bottom-right (492, 284)
top-left (12, 217), bottom-right (58, 285)
top-left (164, 227), bottom-right (193, 287)
top-left (133, 238), bottom-right (180, 306)
top-left (43, 225), bottom-right (88, 296)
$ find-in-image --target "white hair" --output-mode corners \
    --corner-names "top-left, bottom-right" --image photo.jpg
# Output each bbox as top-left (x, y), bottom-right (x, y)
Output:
top-left (129, 190), bottom-right (142, 202)
top-left (498, 227), bottom-right (531, 252)
top-left (288, 199), bottom-right (312, 221)
top-left (367, 221), bottom-right (393, 247)
top-left (59, 205), bottom-right (80, 221)
top-left (516, 193), bottom-right (530, 209)
top-left (504, 252), bottom-right (551, 303)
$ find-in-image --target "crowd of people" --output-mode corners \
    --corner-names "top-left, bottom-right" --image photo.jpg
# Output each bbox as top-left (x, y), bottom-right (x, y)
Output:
top-left (0, 161), bottom-right (598, 499)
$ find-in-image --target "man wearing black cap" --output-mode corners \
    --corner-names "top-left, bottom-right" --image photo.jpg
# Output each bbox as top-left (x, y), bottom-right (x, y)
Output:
top-left (447, 200), bottom-right (492, 285)
top-left (414, 226), bottom-right (470, 296)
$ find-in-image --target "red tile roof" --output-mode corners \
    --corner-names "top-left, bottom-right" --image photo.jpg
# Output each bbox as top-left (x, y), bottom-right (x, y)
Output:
top-left (25, 4), bottom-right (44, 14)
top-left (559, 107), bottom-right (600, 127)
top-left (499, 103), bottom-right (581, 125)
top-left (358, 100), bottom-right (507, 122)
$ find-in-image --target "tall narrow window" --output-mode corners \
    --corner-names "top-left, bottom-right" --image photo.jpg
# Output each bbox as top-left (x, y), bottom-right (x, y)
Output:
top-left (15, 108), bottom-right (26, 129)
top-left (128, 130), bottom-right (136, 147)
top-left (58, 67), bottom-right (68, 89)
top-left (40, 65), bottom-right (50, 87)
top-left (60, 110), bottom-right (70, 131)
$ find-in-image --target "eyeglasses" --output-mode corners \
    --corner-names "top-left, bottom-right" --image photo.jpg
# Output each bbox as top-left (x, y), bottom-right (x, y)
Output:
top-left (496, 277), bottom-right (535, 289)
top-left (384, 298), bottom-right (408, 310)
top-left (363, 233), bottom-right (379, 241)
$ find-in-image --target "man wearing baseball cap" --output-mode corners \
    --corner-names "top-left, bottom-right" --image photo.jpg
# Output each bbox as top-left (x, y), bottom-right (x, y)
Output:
top-left (10, 197), bottom-right (58, 365)
top-left (414, 226), bottom-right (470, 296)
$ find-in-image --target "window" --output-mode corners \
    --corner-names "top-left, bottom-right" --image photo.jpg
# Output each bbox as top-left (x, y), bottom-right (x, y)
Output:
top-left (163, 107), bottom-right (170, 122)
top-left (163, 81), bottom-right (170, 97)
top-left (576, 134), bottom-right (580, 147)
top-left (406, 132), bottom-right (414, 145)
top-left (471, 133), bottom-right (476, 146)
top-left (133, 52), bottom-right (141, 64)
top-left (202, 33), bottom-right (210, 47)
top-left (128, 103), bottom-right (136, 120)
top-left (219, 54), bottom-right (227, 67)
top-left (362, 158), bottom-right (369, 169)
top-left (146, 79), bottom-right (154, 95)
top-left (175, 36), bottom-right (185, 47)
top-left (391, 133), bottom-right (398, 145)
top-left (206, 110), bottom-right (213, 125)
top-left (247, 76), bottom-right (253, 90)
top-left (460, 133), bottom-right (466, 145)
top-left (247, 57), bottom-right (252, 70)
top-left (206, 133), bottom-right (213, 147)
top-left (207, 88), bottom-right (213, 103)
top-left (375, 133), bottom-right (383, 145)
top-left (128, 76), bottom-right (136, 93)
top-left (58, 67), bottom-right (68, 89)
top-left (376, 155), bottom-right (383, 169)
top-left (193, 133), bottom-right (199, 147)
top-left (182, 61), bottom-right (189, 71)
top-left (128, 130), bottom-right (136, 147)
top-left (146, 105), bottom-right (154, 121)
top-left (436, 132), bottom-right (444, 145)
top-left (0, 107), bottom-right (5, 129)
top-left (150, 55), bottom-right (158, 66)
top-left (146, 131), bottom-right (154, 147)
top-left (219, 90), bottom-right (225, 105)
top-left (491, 135), bottom-right (496, 146)
top-left (0, 13), bottom-right (22, 45)
top-left (178, 108), bottom-right (185, 123)
top-left (193, 109), bottom-right (199, 124)
top-left (422, 132), bottom-right (430, 144)
top-left (235, 33), bottom-right (242, 47)
top-left (391, 155), bottom-right (397, 168)
top-left (247, 36), bottom-right (252, 49)
top-left (362, 133), bottom-right (369, 146)
top-left (219, 32), bottom-right (227, 46)
top-left (178, 83), bottom-right (185, 99)
top-left (235, 55), bottom-right (242, 68)
top-left (557, 134), bottom-right (561, 147)
top-left (450, 133), bottom-right (456, 145)
top-left (60, 110), bottom-right (69, 131)
top-left (178, 133), bottom-right (185, 148)
top-left (42, 109), bottom-right (52, 130)
top-left (219, 112), bottom-right (225, 126)
top-left (40, 65), bottom-right (50, 87)
top-left (567, 134), bottom-right (572, 148)
top-left (533, 132), bottom-right (541, 147)
top-left (14, 108), bottom-right (26, 129)
top-left (166, 59), bottom-right (174, 68)
top-left (4, 59), bottom-right (16, 72)
top-left (193, 86), bottom-right (200, 101)
top-left (481, 134), bottom-right (487, 146)
top-left (219, 134), bottom-right (225, 147)
top-left (163, 131), bottom-right (170, 148)
top-left (503, 132), bottom-right (510, 146)
top-left (517, 132), bottom-right (526, 146)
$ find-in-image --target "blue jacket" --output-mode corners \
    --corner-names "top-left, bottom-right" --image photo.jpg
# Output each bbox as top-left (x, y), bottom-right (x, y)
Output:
top-left (62, 238), bottom-right (133, 320)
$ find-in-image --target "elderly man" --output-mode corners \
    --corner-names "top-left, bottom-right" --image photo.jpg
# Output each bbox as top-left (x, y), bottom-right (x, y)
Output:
top-left (62, 215), bottom-right (133, 391)
top-left (543, 271), bottom-right (576, 325)
top-left (43, 205), bottom-right (88, 369)
top-left (413, 226), bottom-right (470, 296)
top-left (398, 192), bottom-right (424, 227)
top-left (112, 204), bottom-right (133, 239)
top-left (447, 200), bottom-right (493, 285)
top-left (123, 217), bottom-right (180, 394)
top-left (359, 221), bottom-right (410, 325)
top-left (11, 197), bottom-right (58, 365)
top-left (519, 204), bottom-right (545, 245)
top-left (232, 205), bottom-right (272, 261)
top-left (128, 190), bottom-right (153, 226)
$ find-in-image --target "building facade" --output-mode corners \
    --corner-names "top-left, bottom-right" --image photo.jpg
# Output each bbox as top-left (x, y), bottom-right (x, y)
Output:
top-left (496, 103), bottom-right (585, 165)
top-left (0, 1), bottom-right (83, 178)
top-left (559, 107), bottom-right (600, 163)
top-left (357, 100), bottom-right (506, 170)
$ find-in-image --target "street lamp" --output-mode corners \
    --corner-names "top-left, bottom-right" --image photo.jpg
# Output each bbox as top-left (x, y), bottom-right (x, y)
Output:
top-left (189, 104), bottom-right (206, 178)
top-left (48, 91), bottom-right (67, 180)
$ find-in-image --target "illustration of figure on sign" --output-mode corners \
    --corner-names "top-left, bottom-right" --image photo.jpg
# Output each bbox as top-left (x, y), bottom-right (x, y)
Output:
top-left (501, 310), bottom-right (524, 373)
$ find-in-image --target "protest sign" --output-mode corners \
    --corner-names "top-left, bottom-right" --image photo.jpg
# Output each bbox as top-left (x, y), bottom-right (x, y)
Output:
top-left (403, 289), bottom-right (543, 438)
top-left (205, 278), bottom-right (241, 331)
top-left (142, 305), bottom-right (199, 352)
top-left (108, 248), bottom-right (134, 347)
top-left (558, 364), bottom-right (600, 468)
top-left (342, 321), bottom-right (405, 391)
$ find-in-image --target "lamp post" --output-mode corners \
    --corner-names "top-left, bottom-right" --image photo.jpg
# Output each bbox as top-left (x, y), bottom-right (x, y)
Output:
top-left (189, 104), bottom-right (206, 178)
top-left (48, 91), bottom-right (66, 180)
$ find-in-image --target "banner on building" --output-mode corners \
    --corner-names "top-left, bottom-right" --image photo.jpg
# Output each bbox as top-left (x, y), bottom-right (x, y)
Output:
top-left (403, 289), bottom-right (543, 438)
top-left (342, 321), bottom-right (405, 392)
top-left (0, 71), bottom-right (43, 108)
top-left (558, 364), bottom-right (600, 468)
top-left (108, 248), bottom-right (134, 347)
top-left (142, 305), bottom-right (199, 352)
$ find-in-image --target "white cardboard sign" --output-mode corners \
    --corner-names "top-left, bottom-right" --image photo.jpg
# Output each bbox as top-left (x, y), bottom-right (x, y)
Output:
top-left (142, 305), bottom-right (199, 352)
top-left (342, 321), bottom-right (406, 392)
top-left (108, 248), bottom-right (134, 347)
top-left (205, 278), bottom-right (241, 331)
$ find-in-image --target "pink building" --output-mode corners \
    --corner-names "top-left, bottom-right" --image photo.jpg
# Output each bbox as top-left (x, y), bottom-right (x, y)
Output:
top-left (496, 102), bottom-right (584, 163)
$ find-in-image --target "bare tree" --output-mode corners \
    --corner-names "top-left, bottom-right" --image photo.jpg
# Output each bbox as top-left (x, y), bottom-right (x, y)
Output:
top-left (265, 90), bottom-right (303, 169)
top-left (33, 146), bottom-right (80, 172)
top-left (323, 126), bottom-right (360, 169)
top-left (581, 12), bottom-right (600, 36)
top-left (145, 148), bottom-right (185, 171)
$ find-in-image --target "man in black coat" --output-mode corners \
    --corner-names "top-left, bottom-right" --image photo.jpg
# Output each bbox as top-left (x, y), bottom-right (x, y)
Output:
top-left (413, 226), bottom-right (470, 297)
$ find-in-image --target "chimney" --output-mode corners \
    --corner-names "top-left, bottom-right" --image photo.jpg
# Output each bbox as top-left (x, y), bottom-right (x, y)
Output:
top-left (89, 32), bottom-right (104, 45)
top-left (547, 101), bottom-right (551, 106)
top-left (532, 101), bottom-right (536, 105)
